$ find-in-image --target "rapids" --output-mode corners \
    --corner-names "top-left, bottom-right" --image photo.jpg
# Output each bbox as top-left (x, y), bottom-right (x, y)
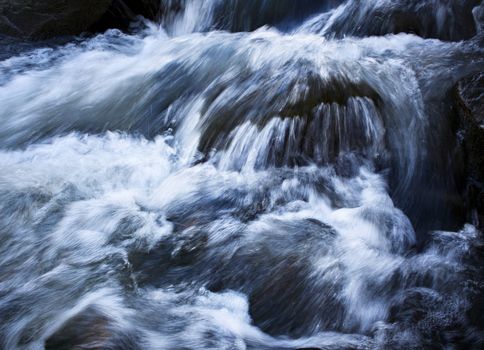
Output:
top-left (0, 1), bottom-right (483, 349)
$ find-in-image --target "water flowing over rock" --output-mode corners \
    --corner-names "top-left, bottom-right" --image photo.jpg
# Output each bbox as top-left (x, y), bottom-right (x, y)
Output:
top-left (0, 1), bottom-right (483, 349)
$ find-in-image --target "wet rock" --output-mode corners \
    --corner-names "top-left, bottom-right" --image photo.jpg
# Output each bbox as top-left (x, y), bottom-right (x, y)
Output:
top-left (90, 0), bottom-right (162, 33)
top-left (0, 0), bottom-right (112, 39)
top-left (204, 219), bottom-right (343, 337)
top-left (197, 62), bottom-right (384, 168)
top-left (474, 4), bottom-right (484, 34)
top-left (45, 307), bottom-right (141, 350)
top-left (455, 72), bottom-right (484, 228)
top-left (322, 0), bottom-right (482, 41)
top-left (385, 286), bottom-right (480, 349)
top-left (458, 73), bottom-right (484, 125)
top-left (209, 0), bottom-right (341, 32)
top-left (0, 0), bottom-right (161, 40)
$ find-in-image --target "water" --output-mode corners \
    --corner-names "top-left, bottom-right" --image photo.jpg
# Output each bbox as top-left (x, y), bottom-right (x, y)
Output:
top-left (0, 1), bottom-right (483, 349)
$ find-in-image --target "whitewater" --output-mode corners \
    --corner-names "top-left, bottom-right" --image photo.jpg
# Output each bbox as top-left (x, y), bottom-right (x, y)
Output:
top-left (0, 1), bottom-right (483, 349)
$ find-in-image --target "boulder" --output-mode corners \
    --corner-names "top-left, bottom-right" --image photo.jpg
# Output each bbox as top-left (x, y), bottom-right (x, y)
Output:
top-left (323, 0), bottom-right (482, 42)
top-left (44, 306), bottom-right (140, 350)
top-left (455, 72), bottom-right (484, 228)
top-left (0, 0), bottom-right (161, 39)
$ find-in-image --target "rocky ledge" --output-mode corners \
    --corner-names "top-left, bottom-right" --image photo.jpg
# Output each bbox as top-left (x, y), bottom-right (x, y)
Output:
top-left (455, 72), bottom-right (484, 228)
top-left (0, 0), bottom-right (161, 39)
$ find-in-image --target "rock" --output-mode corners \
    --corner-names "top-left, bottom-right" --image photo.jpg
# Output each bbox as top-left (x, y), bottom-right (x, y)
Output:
top-left (0, 0), bottom-right (161, 40)
top-left (324, 0), bottom-right (482, 42)
top-left (459, 73), bottom-right (484, 125)
top-left (44, 306), bottom-right (141, 350)
top-left (473, 4), bottom-right (484, 34)
top-left (455, 72), bottom-right (484, 228)
top-left (90, 0), bottom-right (162, 33)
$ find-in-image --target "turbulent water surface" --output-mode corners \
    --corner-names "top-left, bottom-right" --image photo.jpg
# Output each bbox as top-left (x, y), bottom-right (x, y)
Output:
top-left (0, 1), bottom-right (483, 349)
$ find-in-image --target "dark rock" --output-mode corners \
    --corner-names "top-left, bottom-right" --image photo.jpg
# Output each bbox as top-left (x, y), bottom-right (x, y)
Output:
top-left (0, 0), bottom-right (112, 39)
top-left (197, 61), bottom-right (384, 168)
top-left (459, 73), bottom-right (484, 125)
top-left (455, 72), bottom-right (484, 228)
top-left (89, 0), bottom-right (162, 34)
top-left (45, 306), bottom-right (141, 350)
top-left (0, 0), bottom-right (161, 40)
top-left (323, 0), bottom-right (482, 42)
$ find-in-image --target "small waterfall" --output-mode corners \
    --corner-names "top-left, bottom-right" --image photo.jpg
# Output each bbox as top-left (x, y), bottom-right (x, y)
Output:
top-left (159, 0), bottom-right (344, 35)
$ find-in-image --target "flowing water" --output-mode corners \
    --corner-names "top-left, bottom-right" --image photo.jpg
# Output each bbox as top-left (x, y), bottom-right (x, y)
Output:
top-left (0, 1), bottom-right (483, 349)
